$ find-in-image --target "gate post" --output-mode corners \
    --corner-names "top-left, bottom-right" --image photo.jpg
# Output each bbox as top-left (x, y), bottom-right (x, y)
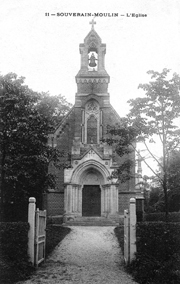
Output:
top-left (129, 198), bottom-right (137, 262)
top-left (28, 197), bottom-right (36, 265)
top-left (124, 209), bottom-right (129, 264)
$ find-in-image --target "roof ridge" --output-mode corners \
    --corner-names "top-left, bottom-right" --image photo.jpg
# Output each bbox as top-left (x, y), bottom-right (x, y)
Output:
top-left (53, 106), bottom-right (75, 136)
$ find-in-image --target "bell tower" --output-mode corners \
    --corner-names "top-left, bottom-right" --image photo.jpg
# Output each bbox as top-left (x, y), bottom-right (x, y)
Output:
top-left (73, 21), bottom-right (112, 145)
top-left (75, 20), bottom-right (110, 98)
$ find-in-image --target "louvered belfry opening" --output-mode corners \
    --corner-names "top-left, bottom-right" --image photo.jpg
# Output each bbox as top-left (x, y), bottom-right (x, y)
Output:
top-left (87, 115), bottom-right (97, 144)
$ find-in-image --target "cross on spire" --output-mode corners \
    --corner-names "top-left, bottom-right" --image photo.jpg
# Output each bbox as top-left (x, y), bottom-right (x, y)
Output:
top-left (89, 18), bottom-right (96, 30)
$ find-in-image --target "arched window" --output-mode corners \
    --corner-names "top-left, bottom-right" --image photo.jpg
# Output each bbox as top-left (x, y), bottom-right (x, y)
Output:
top-left (87, 115), bottom-right (97, 144)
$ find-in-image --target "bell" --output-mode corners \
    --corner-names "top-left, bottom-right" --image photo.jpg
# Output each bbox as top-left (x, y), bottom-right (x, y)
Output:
top-left (89, 53), bottom-right (97, 67)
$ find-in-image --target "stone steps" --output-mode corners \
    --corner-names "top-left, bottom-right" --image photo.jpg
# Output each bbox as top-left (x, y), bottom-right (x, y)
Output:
top-left (63, 222), bottom-right (118, 226)
top-left (63, 216), bottom-right (121, 226)
top-left (47, 215), bottom-right (63, 225)
top-left (48, 215), bottom-right (124, 226)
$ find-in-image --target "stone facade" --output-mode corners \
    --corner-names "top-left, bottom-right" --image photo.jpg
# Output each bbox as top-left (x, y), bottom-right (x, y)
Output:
top-left (46, 23), bottom-right (142, 221)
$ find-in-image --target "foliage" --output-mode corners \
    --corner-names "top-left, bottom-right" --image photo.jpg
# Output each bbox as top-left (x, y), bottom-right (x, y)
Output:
top-left (0, 73), bottom-right (71, 221)
top-left (46, 225), bottom-right (71, 256)
top-left (144, 212), bottom-right (180, 222)
top-left (166, 150), bottom-right (180, 211)
top-left (114, 226), bottom-right (124, 254)
top-left (0, 223), bottom-right (71, 283)
top-left (104, 118), bottom-right (136, 182)
top-left (127, 222), bottom-right (180, 284)
top-left (37, 92), bottom-right (72, 132)
top-left (144, 183), bottom-right (165, 213)
top-left (0, 222), bottom-right (34, 283)
top-left (105, 69), bottom-right (180, 218)
top-left (145, 150), bottom-right (180, 213)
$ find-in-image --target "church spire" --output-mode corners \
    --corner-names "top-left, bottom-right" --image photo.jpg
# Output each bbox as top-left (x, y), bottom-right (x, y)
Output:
top-left (135, 150), bottom-right (143, 191)
top-left (137, 150), bottom-right (142, 177)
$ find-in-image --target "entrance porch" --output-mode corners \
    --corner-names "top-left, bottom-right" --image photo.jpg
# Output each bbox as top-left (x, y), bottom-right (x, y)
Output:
top-left (63, 164), bottom-right (119, 222)
top-left (64, 183), bottom-right (118, 219)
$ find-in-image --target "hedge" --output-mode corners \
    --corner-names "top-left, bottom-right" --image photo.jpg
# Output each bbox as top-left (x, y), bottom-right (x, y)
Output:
top-left (0, 222), bottom-right (34, 283)
top-left (114, 226), bottom-right (124, 254)
top-left (144, 212), bottom-right (180, 222)
top-left (46, 225), bottom-right (71, 256)
top-left (128, 222), bottom-right (180, 284)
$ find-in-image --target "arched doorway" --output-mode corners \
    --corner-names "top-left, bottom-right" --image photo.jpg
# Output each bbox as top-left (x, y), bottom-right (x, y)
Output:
top-left (64, 160), bottom-right (119, 219)
top-left (81, 168), bottom-right (103, 216)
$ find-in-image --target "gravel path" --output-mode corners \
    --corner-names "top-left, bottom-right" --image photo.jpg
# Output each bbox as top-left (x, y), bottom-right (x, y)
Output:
top-left (20, 226), bottom-right (137, 284)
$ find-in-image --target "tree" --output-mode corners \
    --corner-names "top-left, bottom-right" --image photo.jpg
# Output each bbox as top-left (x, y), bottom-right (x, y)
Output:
top-left (36, 92), bottom-right (72, 131)
top-left (144, 178), bottom-right (165, 213)
top-left (146, 150), bottom-right (180, 213)
top-left (105, 69), bottom-right (180, 219)
top-left (0, 73), bottom-right (71, 221)
top-left (166, 150), bottom-right (180, 211)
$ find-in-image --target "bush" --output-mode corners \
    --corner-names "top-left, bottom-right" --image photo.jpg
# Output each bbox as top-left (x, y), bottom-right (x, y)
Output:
top-left (0, 222), bottom-right (34, 283)
top-left (144, 212), bottom-right (180, 222)
top-left (46, 225), bottom-right (71, 256)
top-left (128, 222), bottom-right (180, 284)
top-left (3, 202), bottom-right (28, 222)
top-left (114, 226), bottom-right (124, 254)
top-left (0, 223), bottom-right (71, 283)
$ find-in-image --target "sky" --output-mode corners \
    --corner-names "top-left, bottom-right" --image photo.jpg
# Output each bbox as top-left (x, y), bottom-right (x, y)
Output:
top-left (1, 0), bottom-right (180, 175)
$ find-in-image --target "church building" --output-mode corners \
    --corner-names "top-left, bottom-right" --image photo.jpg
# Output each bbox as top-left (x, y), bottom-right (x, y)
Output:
top-left (46, 21), bottom-right (142, 224)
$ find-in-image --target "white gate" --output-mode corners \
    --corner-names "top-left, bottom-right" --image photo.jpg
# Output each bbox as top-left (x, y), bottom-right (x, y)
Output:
top-left (28, 197), bottom-right (47, 266)
top-left (35, 208), bottom-right (46, 266)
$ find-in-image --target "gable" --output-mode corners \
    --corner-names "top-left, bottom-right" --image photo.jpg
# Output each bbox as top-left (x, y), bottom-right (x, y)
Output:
top-left (81, 146), bottom-right (103, 160)
top-left (53, 106), bottom-right (75, 137)
top-left (84, 29), bottom-right (102, 46)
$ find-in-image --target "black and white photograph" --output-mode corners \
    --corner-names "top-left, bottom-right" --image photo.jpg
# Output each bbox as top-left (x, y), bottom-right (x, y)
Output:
top-left (0, 1), bottom-right (180, 283)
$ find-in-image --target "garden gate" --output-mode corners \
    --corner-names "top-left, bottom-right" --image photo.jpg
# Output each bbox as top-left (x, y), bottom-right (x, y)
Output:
top-left (28, 197), bottom-right (47, 266)
top-left (124, 198), bottom-right (137, 264)
top-left (35, 208), bottom-right (46, 266)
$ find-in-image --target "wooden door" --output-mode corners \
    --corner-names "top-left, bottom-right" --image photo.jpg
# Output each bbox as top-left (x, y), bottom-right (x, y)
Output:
top-left (82, 185), bottom-right (101, 216)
